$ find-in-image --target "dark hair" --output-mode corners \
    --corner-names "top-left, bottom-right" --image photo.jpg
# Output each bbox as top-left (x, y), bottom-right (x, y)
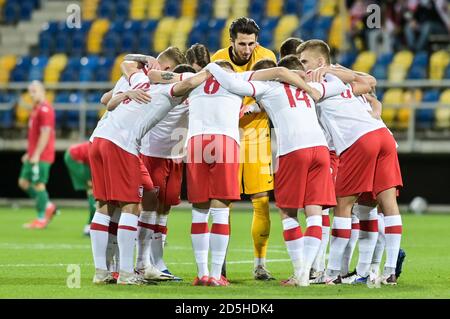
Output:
top-left (252, 59), bottom-right (277, 71)
top-left (173, 64), bottom-right (197, 74)
top-left (229, 17), bottom-right (260, 40)
top-left (277, 55), bottom-right (304, 71)
top-left (214, 60), bottom-right (235, 71)
top-left (185, 43), bottom-right (210, 68)
top-left (159, 46), bottom-right (187, 65)
top-left (296, 39), bottom-right (331, 64)
top-left (280, 37), bottom-right (303, 59)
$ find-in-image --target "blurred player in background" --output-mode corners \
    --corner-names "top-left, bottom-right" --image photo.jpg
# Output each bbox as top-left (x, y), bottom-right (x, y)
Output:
top-left (18, 80), bottom-right (57, 229)
top-left (279, 37), bottom-right (303, 59)
top-left (211, 17), bottom-right (277, 281)
top-left (64, 141), bottom-right (95, 235)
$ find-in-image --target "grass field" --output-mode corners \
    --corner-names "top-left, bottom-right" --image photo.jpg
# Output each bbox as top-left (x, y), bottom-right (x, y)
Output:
top-left (0, 206), bottom-right (449, 299)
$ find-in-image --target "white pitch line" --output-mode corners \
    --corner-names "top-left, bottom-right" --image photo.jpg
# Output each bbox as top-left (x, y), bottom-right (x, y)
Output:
top-left (0, 259), bottom-right (292, 268)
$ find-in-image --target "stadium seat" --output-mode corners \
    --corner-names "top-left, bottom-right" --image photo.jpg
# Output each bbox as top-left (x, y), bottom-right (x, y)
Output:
top-left (205, 18), bottom-right (226, 52)
top-left (248, 0), bottom-right (265, 22)
top-left (97, 1), bottom-right (114, 19)
top-left (382, 88), bottom-right (404, 106)
top-left (197, 0), bottom-right (212, 19)
top-left (274, 15), bottom-right (298, 52)
top-left (328, 15), bottom-right (350, 51)
top-left (266, 0), bottom-right (283, 17)
top-left (422, 89), bottom-right (440, 102)
top-left (415, 108), bottom-right (434, 130)
top-left (153, 17), bottom-right (176, 53)
top-left (231, 0), bottom-right (249, 18)
top-left (43, 54), bottom-right (68, 83)
top-left (319, 0), bottom-right (337, 16)
top-left (388, 50), bottom-right (414, 82)
top-left (381, 107), bottom-right (397, 129)
top-left (396, 107), bottom-right (411, 130)
top-left (435, 107), bottom-right (450, 129)
top-left (171, 17), bottom-right (194, 51)
top-left (337, 51), bottom-right (357, 68)
top-left (301, 0), bottom-right (317, 15)
top-left (82, 0), bottom-right (100, 20)
top-left (181, 0), bottom-right (198, 17)
top-left (312, 16), bottom-right (333, 41)
top-left (165, 0), bottom-right (181, 17)
top-left (430, 50), bottom-right (450, 80)
top-left (28, 56), bottom-right (49, 81)
top-left (102, 31), bottom-right (121, 57)
top-left (352, 51), bottom-right (377, 74)
top-left (3, 1), bottom-right (19, 24)
top-left (10, 56), bottom-right (32, 82)
top-left (148, 0), bottom-right (165, 19)
top-left (115, 0), bottom-right (130, 22)
top-left (283, 0), bottom-right (300, 15)
top-left (111, 54), bottom-right (126, 82)
top-left (371, 64), bottom-right (388, 80)
top-left (87, 19), bottom-right (110, 54)
top-left (0, 55), bottom-right (17, 83)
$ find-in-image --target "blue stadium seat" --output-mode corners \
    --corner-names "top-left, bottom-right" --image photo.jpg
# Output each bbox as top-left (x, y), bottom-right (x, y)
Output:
top-left (123, 20), bottom-right (141, 34)
top-left (376, 52), bottom-right (394, 67)
top-left (312, 16), bottom-right (333, 40)
top-left (28, 56), bottom-right (49, 81)
top-left (115, 1), bottom-right (130, 22)
top-left (249, 0), bottom-right (266, 22)
top-left (54, 32), bottom-right (70, 53)
top-left (4, 1), bottom-right (20, 24)
top-left (284, 0), bottom-right (301, 15)
top-left (95, 57), bottom-right (113, 81)
top-left (371, 64), bottom-right (388, 80)
top-left (140, 20), bottom-right (158, 33)
top-left (445, 64), bottom-right (450, 79)
top-left (337, 51), bottom-right (357, 68)
top-left (20, 0), bottom-right (34, 21)
top-left (422, 89), bottom-right (440, 102)
top-left (97, 1), bottom-right (115, 19)
top-left (60, 57), bottom-right (81, 82)
top-left (189, 30), bottom-right (207, 47)
top-left (416, 108), bottom-right (434, 130)
top-left (122, 32), bottom-right (138, 53)
top-left (413, 51), bottom-right (428, 67)
top-left (260, 17), bottom-right (279, 31)
top-left (102, 31), bottom-right (121, 57)
top-left (197, 0), bottom-right (212, 19)
top-left (258, 29), bottom-right (273, 48)
top-left (301, 0), bottom-right (317, 15)
top-left (208, 18), bottom-right (226, 32)
top-left (165, 0), bottom-right (181, 17)
top-left (0, 92), bottom-right (16, 128)
top-left (71, 32), bottom-right (86, 57)
top-left (408, 64), bottom-right (427, 79)
top-left (39, 31), bottom-right (54, 55)
top-left (10, 56), bottom-right (32, 82)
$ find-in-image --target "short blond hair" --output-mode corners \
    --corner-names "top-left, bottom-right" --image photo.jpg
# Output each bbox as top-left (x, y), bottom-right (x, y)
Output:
top-left (296, 39), bottom-right (331, 65)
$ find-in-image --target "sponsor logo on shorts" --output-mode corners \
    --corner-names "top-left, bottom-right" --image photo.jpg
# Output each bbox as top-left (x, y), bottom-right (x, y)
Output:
top-left (138, 186), bottom-right (144, 198)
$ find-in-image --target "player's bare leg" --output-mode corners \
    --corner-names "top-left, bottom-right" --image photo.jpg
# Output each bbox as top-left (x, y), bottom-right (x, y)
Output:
top-left (376, 187), bottom-right (402, 285)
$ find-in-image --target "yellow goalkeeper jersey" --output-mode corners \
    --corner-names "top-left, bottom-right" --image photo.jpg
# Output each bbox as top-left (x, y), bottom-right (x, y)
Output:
top-left (211, 45), bottom-right (276, 137)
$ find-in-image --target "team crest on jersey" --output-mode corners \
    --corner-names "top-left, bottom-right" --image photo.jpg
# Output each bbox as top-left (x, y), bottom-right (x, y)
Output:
top-left (138, 186), bottom-right (144, 198)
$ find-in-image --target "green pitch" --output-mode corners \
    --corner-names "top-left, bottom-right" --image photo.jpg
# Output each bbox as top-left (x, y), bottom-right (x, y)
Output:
top-left (0, 206), bottom-right (449, 299)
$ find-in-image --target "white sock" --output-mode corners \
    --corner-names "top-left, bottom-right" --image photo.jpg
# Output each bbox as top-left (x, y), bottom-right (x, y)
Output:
top-left (90, 212), bottom-right (110, 270)
top-left (356, 206), bottom-right (379, 277)
top-left (117, 213), bottom-right (138, 273)
top-left (370, 213), bottom-right (385, 275)
top-left (383, 214), bottom-right (402, 276)
top-left (209, 207), bottom-right (230, 280)
top-left (254, 257), bottom-right (266, 268)
top-left (312, 209), bottom-right (330, 272)
top-left (136, 211), bottom-right (155, 270)
top-left (106, 208), bottom-right (120, 272)
top-left (302, 215), bottom-right (322, 275)
top-left (282, 217), bottom-right (303, 277)
top-left (326, 216), bottom-right (351, 277)
top-left (153, 214), bottom-right (169, 271)
top-left (341, 212), bottom-right (359, 275)
top-left (191, 208), bottom-right (210, 278)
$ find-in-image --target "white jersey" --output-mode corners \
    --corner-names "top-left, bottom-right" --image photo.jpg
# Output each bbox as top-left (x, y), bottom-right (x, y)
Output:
top-left (90, 72), bottom-right (181, 155)
top-left (252, 81), bottom-right (334, 156)
top-left (140, 100), bottom-right (189, 158)
top-left (113, 76), bottom-right (130, 95)
top-left (316, 74), bottom-right (386, 155)
top-left (187, 76), bottom-right (242, 144)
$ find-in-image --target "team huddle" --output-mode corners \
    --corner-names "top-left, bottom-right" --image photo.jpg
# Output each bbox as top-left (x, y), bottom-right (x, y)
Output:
top-left (86, 17), bottom-right (404, 287)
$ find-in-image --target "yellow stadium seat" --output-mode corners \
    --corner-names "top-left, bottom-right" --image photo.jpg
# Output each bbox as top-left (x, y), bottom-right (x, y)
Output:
top-left (396, 107), bottom-right (411, 130)
top-left (44, 54), bottom-right (68, 84)
top-left (328, 15), bottom-right (350, 51)
top-left (171, 17), bottom-right (194, 51)
top-left (82, 0), bottom-right (100, 20)
top-left (274, 15), bottom-right (299, 53)
top-left (87, 19), bottom-right (110, 54)
top-left (319, 0), bottom-right (337, 16)
top-left (440, 89), bottom-right (450, 105)
top-left (430, 50), bottom-right (450, 80)
top-left (435, 107), bottom-right (450, 129)
top-left (45, 91), bottom-right (55, 104)
top-left (111, 54), bottom-right (126, 82)
top-left (148, 0), bottom-right (165, 19)
top-left (98, 107), bottom-right (107, 119)
top-left (221, 18), bottom-right (235, 49)
top-left (214, 0), bottom-right (231, 19)
top-left (381, 107), bottom-right (397, 128)
top-left (182, 0), bottom-right (197, 17)
top-left (266, 0), bottom-right (283, 17)
top-left (153, 17), bottom-right (176, 53)
top-left (16, 92), bottom-right (33, 127)
top-left (0, 55), bottom-right (17, 83)
top-left (231, 0), bottom-right (249, 17)
top-left (352, 51), bottom-right (377, 74)
top-left (130, 0), bottom-right (148, 20)
top-left (388, 50), bottom-right (414, 82)
top-left (382, 88), bottom-right (404, 106)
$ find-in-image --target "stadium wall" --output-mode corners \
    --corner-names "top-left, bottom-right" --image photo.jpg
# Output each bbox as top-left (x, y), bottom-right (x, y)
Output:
top-left (0, 151), bottom-right (449, 205)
